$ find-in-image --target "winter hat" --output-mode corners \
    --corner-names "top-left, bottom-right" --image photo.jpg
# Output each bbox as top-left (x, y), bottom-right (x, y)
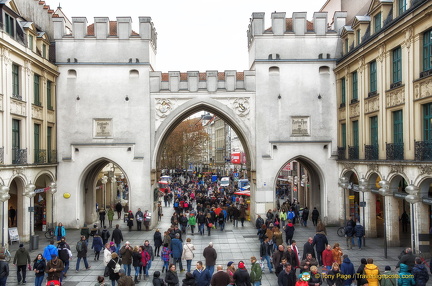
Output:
top-left (238, 262), bottom-right (245, 269)
top-left (361, 258), bottom-right (367, 265)
top-left (385, 266), bottom-right (391, 271)
top-left (19, 243), bottom-right (23, 248)
top-left (227, 261), bottom-right (234, 267)
top-left (154, 271), bottom-right (161, 278)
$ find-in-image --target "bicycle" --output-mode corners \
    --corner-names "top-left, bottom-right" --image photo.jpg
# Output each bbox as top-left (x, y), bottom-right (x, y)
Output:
top-left (418, 251), bottom-right (431, 272)
top-left (45, 227), bottom-right (55, 239)
top-left (337, 226), bottom-right (345, 237)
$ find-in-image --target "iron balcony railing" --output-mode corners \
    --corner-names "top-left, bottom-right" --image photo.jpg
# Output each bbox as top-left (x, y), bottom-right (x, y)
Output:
top-left (12, 148), bottom-right (27, 164)
top-left (0, 147), bottom-right (3, 164)
top-left (415, 141), bottom-right (432, 161)
top-left (48, 150), bottom-right (57, 163)
top-left (348, 145), bottom-right (359, 160)
top-left (365, 144), bottom-right (379, 160)
top-left (386, 143), bottom-right (404, 160)
top-left (34, 149), bottom-right (47, 164)
top-left (337, 147), bottom-right (346, 160)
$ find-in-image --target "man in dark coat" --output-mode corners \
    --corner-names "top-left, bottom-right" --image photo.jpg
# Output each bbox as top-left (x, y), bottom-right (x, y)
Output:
top-left (311, 207), bottom-right (319, 226)
top-left (255, 215), bottom-right (264, 230)
top-left (312, 231), bottom-right (328, 266)
top-left (101, 226), bottom-right (110, 245)
top-left (210, 265), bottom-right (231, 286)
top-left (277, 263), bottom-right (296, 286)
top-left (75, 236), bottom-right (90, 271)
top-left (302, 237), bottom-right (316, 260)
top-left (115, 202), bottom-right (123, 219)
top-left (233, 261), bottom-right (250, 286)
top-left (111, 224), bottom-right (124, 253)
top-left (46, 254), bottom-right (64, 281)
top-left (119, 241), bottom-right (133, 276)
top-left (171, 233), bottom-right (184, 272)
top-left (203, 242), bottom-right (217, 276)
top-left (301, 207), bottom-right (309, 227)
top-left (284, 220), bottom-right (295, 245)
top-left (13, 244), bottom-right (31, 284)
top-left (193, 261), bottom-right (211, 286)
top-left (396, 248), bottom-right (416, 271)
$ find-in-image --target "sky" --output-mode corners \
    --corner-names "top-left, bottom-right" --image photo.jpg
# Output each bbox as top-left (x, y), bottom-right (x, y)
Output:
top-left (53, 0), bottom-right (325, 72)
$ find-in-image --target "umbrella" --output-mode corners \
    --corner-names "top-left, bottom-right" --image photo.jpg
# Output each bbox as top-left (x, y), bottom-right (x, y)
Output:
top-left (234, 190), bottom-right (250, 196)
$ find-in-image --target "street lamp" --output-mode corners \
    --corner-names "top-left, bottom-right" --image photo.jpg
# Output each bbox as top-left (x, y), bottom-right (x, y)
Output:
top-left (101, 176), bottom-right (108, 209)
top-left (378, 177), bottom-right (391, 258)
top-left (405, 183), bottom-right (421, 254)
top-left (23, 182), bottom-right (36, 250)
top-left (301, 174), bottom-right (308, 207)
top-left (338, 176), bottom-right (350, 226)
top-left (358, 176), bottom-right (370, 247)
top-left (49, 182), bottom-right (57, 228)
top-left (0, 184), bottom-right (10, 247)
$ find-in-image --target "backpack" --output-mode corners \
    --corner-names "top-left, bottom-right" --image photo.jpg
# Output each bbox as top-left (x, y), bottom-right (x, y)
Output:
top-left (112, 259), bottom-right (121, 273)
top-left (76, 241), bottom-right (83, 252)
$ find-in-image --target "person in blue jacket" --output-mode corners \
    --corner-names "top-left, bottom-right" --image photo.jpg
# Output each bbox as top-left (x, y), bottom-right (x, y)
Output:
top-left (170, 233), bottom-right (184, 272)
top-left (42, 240), bottom-right (58, 262)
top-left (193, 261), bottom-right (211, 286)
top-left (398, 263), bottom-right (415, 286)
top-left (55, 222), bottom-right (66, 242)
top-left (340, 255), bottom-right (355, 286)
top-left (91, 233), bottom-right (104, 261)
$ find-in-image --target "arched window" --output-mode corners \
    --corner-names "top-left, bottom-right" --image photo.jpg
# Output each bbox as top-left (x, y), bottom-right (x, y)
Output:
top-left (68, 69), bottom-right (77, 78)
top-left (129, 69), bottom-right (139, 78)
top-left (319, 66), bottom-right (330, 74)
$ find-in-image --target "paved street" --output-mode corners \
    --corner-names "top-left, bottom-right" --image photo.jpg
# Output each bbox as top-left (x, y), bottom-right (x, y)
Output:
top-left (5, 205), bottom-right (431, 285)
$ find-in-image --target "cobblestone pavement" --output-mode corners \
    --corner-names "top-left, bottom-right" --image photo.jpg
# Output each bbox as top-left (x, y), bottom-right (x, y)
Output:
top-left (5, 205), bottom-right (431, 285)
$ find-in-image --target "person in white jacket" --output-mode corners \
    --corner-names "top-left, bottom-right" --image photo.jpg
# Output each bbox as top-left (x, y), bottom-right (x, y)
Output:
top-left (182, 238), bottom-right (195, 273)
top-left (103, 243), bottom-right (112, 266)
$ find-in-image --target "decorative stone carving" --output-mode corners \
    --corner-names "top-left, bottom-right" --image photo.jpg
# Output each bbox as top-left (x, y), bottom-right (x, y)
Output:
top-left (93, 118), bottom-right (113, 138)
top-left (364, 96), bottom-right (379, 114)
top-left (377, 44), bottom-right (385, 62)
top-left (357, 56), bottom-right (365, 74)
top-left (10, 98), bottom-right (26, 116)
top-left (368, 163), bottom-right (379, 173)
top-left (349, 102), bottom-right (360, 118)
top-left (339, 107), bottom-right (346, 120)
top-left (32, 105), bottom-right (43, 120)
top-left (390, 163), bottom-right (404, 174)
top-left (47, 110), bottom-right (55, 123)
top-left (155, 98), bottom-right (175, 118)
top-left (386, 87), bottom-right (405, 107)
top-left (291, 116), bottom-right (310, 136)
top-left (418, 164), bottom-right (432, 175)
top-left (414, 78), bottom-right (432, 100)
top-left (404, 26), bottom-right (413, 49)
top-left (24, 60), bottom-right (33, 76)
top-left (232, 97), bottom-right (250, 117)
top-left (343, 162), bottom-right (354, 170)
top-left (0, 47), bottom-right (11, 65)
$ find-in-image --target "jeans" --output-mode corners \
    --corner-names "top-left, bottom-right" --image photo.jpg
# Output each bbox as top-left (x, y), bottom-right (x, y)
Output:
top-left (0, 276), bottom-right (7, 286)
top-left (190, 225), bottom-right (195, 234)
top-left (134, 266), bottom-right (140, 277)
top-left (317, 251), bottom-right (323, 266)
top-left (174, 257), bottom-right (183, 271)
top-left (17, 265), bottom-right (26, 282)
top-left (63, 260), bottom-right (70, 275)
top-left (219, 222), bottom-right (225, 231)
top-left (146, 259), bottom-right (152, 275)
top-left (253, 282), bottom-right (261, 286)
top-left (186, 260), bottom-right (192, 273)
top-left (163, 261), bottom-right (169, 270)
top-left (115, 244), bottom-right (121, 254)
top-left (207, 265), bottom-right (215, 276)
top-left (137, 222), bottom-right (142, 231)
top-left (111, 279), bottom-right (116, 286)
top-left (35, 275), bottom-right (44, 286)
top-left (357, 237), bottom-right (362, 249)
top-left (207, 226), bottom-right (211, 236)
top-left (262, 255), bottom-right (273, 272)
top-left (76, 257), bottom-right (89, 270)
top-left (123, 264), bottom-right (131, 276)
top-left (199, 223), bottom-right (205, 235)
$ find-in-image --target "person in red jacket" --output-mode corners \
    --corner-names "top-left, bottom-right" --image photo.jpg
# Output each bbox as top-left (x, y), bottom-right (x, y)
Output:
top-left (322, 244), bottom-right (333, 272)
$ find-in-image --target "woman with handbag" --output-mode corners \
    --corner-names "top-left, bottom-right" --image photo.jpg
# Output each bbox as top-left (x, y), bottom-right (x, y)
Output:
top-left (181, 238), bottom-right (195, 273)
top-left (127, 211), bottom-right (134, 232)
top-left (205, 213), bottom-right (214, 237)
top-left (33, 253), bottom-right (46, 286)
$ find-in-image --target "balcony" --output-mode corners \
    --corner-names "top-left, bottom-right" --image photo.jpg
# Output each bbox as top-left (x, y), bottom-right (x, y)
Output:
top-left (337, 147), bottom-right (346, 160)
top-left (0, 147), bottom-right (3, 164)
top-left (34, 149), bottom-right (47, 164)
top-left (12, 148), bottom-right (27, 164)
top-left (364, 144), bottom-right (379, 160)
top-left (415, 141), bottom-right (432, 161)
top-left (48, 150), bottom-right (57, 163)
top-left (386, 143), bottom-right (404, 160)
top-left (348, 145), bottom-right (359, 160)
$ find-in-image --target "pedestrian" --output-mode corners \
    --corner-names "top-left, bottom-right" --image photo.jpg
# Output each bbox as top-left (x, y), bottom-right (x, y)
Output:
top-left (260, 236), bottom-right (273, 273)
top-left (43, 240), bottom-right (58, 262)
top-left (107, 207), bottom-right (115, 228)
top-left (90, 224), bottom-right (101, 237)
top-left (205, 213), bottom-right (214, 236)
top-left (277, 263), bottom-right (296, 286)
top-left (197, 211), bottom-right (206, 236)
top-left (75, 235), bottom-right (91, 272)
top-left (13, 243), bottom-right (31, 285)
top-left (302, 237), bottom-right (316, 260)
top-left (284, 220), bottom-right (296, 245)
top-left (380, 266), bottom-right (397, 286)
top-left (153, 271), bottom-right (165, 286)
top-left (104, 243), bottom-right (112, 267)
top-left (143, 240), bottom-right (155, 278)
top-left (54, 223), bottom-right (66, 242)
top-left (412, 258), bottom-right (429, 286)
top-left (117, 268), bottom-right (134, 286)
top-left (322, 244), bottom-right (333, 272)
top-left (111, 224), bottom-right (124, 253)
top-left (344, 219), bottom-right (355, 250)
top-left (171, 233), bottom-right (184, 273)
top-left (308, 265), bottom-right (322, 286)
top-left (157, 203), bottom-right (163, 222)
top-left (226, 261), bottom-right (235, 285)
top-left (255, 215), bottom-right (264, 230)
top-left (396, 248), bottom-right (415, 271)
top-left (154, 229), bottom-right (163, 257)
top-left (131, 246), bottom-right (141, 283)
top-left (273, 228), bottom-right (283, 250)
top-left (285, 245), bottom-right (299, 269)
top-left (331, 243), bottom-right (343, 265)
top-left (353, 221), bottom-right (365, 250)
top-left (211, 265), bottom-right (231, 286)
top-left (57, 237), bottom-right (72, 278)
top-left (182, 238), bottom-right (195, 273)
top-left (250, 256), bottom-right (263, 286)
top-left (99, 208), bottom-right (107, 228)
top-left (311, 207), bottom-right (319, 226)
top-left (107, 252), bottom-right (122, 286)
top-left (300, 253), bottom-right (318, 274)
top-left (188, 213), bottom-right (197, 235)
top-left (33, 254), bottom-right (46, 286)
top-left (301, 207), bottom-right (309, 227)
top-left (312, 229), bottom-right (328, 266)
top-left (45, 254), bottom-right (64, 283)
top-left (92, 233), bottom-right (104, 261)
top-left (193, 261), bottom-right (211, 286)
top-left (116, 202), bottom-right (123, 219)
top-left (239, 204), bottom-right (247, 227)
top-left (182, 272), bottom-right (196, 286)
top-left (136, 208), bottom-right (144, 231)
top-left (120, 242), bottom-right (133, 276)
top-left (161, 243), bottom-right (171, 273)
top-left (400, 211), bottom-right (409, 233)
top-left (165, 264), bottom-right (179, 286)
top-left (80, 223), bottom-right (90, 242)
top-left (143, 210), bottom-right (151, 231)
top-left (139, 245), bottom-right (151, 281)
top-left (326, 262), bottom-right (343, 286)
top-left (8, 206), bottom-right (16, 227)
top-left (364, 258), bottom-right (379, 286)
top-left (101, 226), bottom-right (111, 246)
top-left (356, 258), bottom-right (368, 286)
top-left (127, 211), bottom-right (134, 231)
top-left (203, 242), bottom-right (217, 276)
top-left (95, 275), bottom-right (108, 286)
top-left (233, 261), bottom-right (251, 286)
top-left (340, 255), bottom-right (355, 286)
top-left (398, 263), bottom-right (415, 286)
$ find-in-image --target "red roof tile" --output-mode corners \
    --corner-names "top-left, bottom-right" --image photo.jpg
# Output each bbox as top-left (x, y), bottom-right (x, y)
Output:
top-left (87, 21), bottom-right (139, 37)
top-left (265, 18), bottom-right (314, 33)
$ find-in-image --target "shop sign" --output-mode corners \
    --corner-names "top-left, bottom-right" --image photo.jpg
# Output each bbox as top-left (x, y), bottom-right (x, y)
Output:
top-left (394, 192), bottom-right (407, 199)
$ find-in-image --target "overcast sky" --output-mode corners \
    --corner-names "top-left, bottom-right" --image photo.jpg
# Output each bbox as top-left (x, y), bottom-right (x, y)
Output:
top-left (54, 0), bottom-right (324, 72)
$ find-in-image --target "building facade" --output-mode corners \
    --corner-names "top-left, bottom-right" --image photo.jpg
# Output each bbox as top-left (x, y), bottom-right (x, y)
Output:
top-left (335, 0), bottom-right (432, 253)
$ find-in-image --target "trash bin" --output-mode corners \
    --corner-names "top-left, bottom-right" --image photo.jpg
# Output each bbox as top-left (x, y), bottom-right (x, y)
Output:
top-left (30, 235), bottom-right (39, 250)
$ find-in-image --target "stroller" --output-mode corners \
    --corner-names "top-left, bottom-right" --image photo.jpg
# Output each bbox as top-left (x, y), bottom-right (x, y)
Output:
top-left (46, 280), bottom-right (61, 286)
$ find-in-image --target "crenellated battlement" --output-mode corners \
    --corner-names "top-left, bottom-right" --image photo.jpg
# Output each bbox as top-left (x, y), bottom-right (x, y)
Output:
top-left (149, 71), bottom-right (255, 93)
top-left (247, 11), bottom-right (347, 48)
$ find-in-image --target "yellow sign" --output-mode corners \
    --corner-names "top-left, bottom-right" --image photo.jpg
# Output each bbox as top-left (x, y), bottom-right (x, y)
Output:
top-left (63, 192), bottom-right (71, 199)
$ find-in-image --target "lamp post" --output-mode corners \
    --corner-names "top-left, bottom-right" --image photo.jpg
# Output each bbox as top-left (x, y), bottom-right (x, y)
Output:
top-left (358, 176), bottom-right (370, 247)
top-left (405, 183), bottom-right (421, 254)
top-left (378, 178), bottom-right (390, 259)
top-left (23, 182), bottom-right (36, 250)
top-left (0, 184), bottom-right (10, 247)
top-left (338, 176), bottom-right (349, 226)
top-left (301, 174), bottom-right (308, 207)
top-left (49, 182), bottom-right (57, 228)
top-left (101, 176), bottom-right (108, 210)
